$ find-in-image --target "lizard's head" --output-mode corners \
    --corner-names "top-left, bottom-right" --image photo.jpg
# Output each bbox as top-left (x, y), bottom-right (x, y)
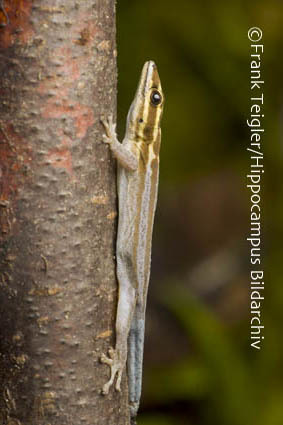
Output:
top-left (126, 61), bottom-right (164, 145)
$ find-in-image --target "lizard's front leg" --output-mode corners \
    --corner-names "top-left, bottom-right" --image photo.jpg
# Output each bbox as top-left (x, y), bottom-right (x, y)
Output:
top-left (101, 115), bottom-right (138, 171)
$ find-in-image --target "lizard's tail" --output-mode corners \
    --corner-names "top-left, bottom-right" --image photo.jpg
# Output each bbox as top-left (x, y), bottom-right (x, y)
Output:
top-left (127, 315), bottom-right (145, 419)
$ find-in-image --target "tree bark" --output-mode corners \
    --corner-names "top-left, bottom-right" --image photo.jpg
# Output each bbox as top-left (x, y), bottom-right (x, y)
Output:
top-left (0, 1), bottom-right (129, 424)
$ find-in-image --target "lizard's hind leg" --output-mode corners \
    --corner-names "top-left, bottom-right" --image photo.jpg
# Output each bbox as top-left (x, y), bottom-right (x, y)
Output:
top-left (101, 255), bottom-right (136, 395)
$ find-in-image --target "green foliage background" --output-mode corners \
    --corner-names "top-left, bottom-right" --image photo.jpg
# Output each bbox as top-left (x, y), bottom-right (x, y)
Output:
top-left (117, 1), bottom-right (283, 424)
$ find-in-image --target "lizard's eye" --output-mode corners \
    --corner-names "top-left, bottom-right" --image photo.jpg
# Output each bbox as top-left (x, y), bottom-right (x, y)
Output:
top-left (150, 90), bottom-right (162, 106)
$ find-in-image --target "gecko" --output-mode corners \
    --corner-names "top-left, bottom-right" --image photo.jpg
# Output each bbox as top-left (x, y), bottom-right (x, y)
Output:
top-left (100, 60), bottom-right (164, 419)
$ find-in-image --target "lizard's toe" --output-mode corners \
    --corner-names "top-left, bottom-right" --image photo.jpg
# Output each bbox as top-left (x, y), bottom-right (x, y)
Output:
top-left (108, 347), bottom-right (115, 358)
top-left (100, 353), bottom-right (113, 366)
top-left (115, 370), bottom-right (122, 392)
top-left (102, 134), bottom-right (111, 144)
top-left (101, 382), bottom-right (111, 395)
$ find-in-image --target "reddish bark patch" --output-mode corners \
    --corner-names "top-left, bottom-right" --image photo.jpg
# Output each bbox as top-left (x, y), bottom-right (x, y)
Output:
top-left (0, 0), bottom-right (34, 48)
top-left (36, 13), bottom-right (98, 176)
top-left (38, 41), bottom-right (96, 141)
top-left (55, 46), bottom-right (81, 81)
top-left (43, 100), bottom-right (94, 140)
top-left (47, 133), bottom-right (73, 176)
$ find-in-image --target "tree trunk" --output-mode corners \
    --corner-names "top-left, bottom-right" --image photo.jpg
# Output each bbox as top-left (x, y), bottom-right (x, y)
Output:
top-left (0, 1), bottom-right (129, 424)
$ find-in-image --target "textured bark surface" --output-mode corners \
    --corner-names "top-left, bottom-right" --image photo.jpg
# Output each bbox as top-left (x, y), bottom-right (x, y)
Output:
top-left (0, 1), bottom-right (129, 424)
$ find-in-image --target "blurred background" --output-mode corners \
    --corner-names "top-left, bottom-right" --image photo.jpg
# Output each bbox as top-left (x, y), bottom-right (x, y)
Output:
top-left (117, 1), bottom-right (283, 424)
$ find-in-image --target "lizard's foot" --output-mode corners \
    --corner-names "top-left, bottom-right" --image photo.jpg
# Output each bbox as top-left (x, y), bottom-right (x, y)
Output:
top-left (100, 347), bottom-right (124, 395)
top-left (101, 114), bottom-right (116, 145)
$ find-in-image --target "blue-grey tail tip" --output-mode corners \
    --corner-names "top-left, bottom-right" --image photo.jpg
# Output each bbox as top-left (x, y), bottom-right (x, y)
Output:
top-left (130, 416), bottom-right (137, 425)
top-left (130, 401), bottom-right (139, 420)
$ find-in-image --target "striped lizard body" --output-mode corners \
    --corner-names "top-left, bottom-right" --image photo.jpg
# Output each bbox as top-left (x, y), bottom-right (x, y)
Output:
top-left (101, 61), bottom-right (164, 419)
